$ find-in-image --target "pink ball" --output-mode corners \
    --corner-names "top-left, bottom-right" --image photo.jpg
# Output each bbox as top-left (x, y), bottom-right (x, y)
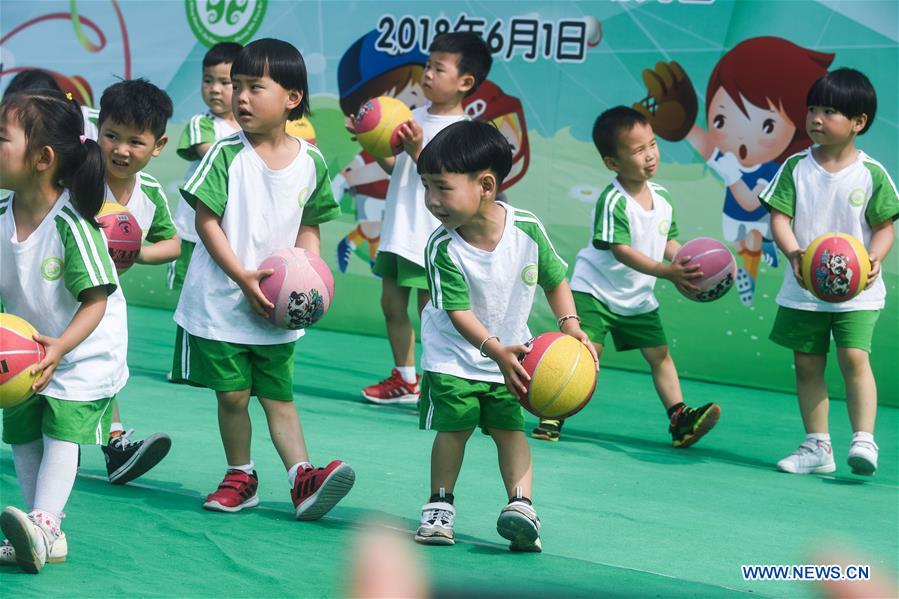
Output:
top-left (673, 237), bottom-right (737, 302)
top-left (259, 248), bottom-right (335, 329)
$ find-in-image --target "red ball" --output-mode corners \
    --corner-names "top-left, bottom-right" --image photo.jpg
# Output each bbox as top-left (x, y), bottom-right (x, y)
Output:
top-left (97, 202), bottom-right (142, 274)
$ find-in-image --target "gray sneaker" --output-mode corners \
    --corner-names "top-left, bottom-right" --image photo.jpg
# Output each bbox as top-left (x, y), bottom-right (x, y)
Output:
top-left (497, 501), bottom-right (541, 552)
top-left (414, 501), bottom-right (455, 546)
top-left (777, 440), bottom-right (836, 474)
top-left (0, 507), bottom-right (60, 574)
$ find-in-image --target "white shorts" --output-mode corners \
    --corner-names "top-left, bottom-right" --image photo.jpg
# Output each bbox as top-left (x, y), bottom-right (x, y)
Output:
top-left (722, 213), bottom-right (770, 243)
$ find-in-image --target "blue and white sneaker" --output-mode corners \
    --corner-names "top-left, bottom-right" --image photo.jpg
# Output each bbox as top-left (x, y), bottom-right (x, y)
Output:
top-left (337, 237), bottom-right (354, 273)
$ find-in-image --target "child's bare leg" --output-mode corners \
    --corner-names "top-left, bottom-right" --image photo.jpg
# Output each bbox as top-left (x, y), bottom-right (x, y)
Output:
top-left (795, 352), bottom-right (829, 434)
top-left (416, 289), bottom-right (430, 315)
top-left (489, 429), bottom-right (533, 499)
top-left (259, 397), bottom-right (309, 468)
top-left (836, 348), bottom-right (876, 433)
top-left (640, 345), bottom-right (683, 409)
top-left (381, 276), bottom-right (414, 367)
top-left (430, 430), bottom-right (474, 495)
top-left (216, 389), bottom-right (252, 465)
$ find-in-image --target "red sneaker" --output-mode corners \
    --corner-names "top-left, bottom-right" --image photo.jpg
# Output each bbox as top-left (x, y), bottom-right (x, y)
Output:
top-left (292, 460), bottom-right (355, 520)
top-left (203, 469), bottom-right (259, 512)
top-left (361, 369), bottom-right (420, 405)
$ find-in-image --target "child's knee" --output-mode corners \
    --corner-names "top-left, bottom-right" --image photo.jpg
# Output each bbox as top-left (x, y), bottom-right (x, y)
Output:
top-left (642, 345), bottom-right (671, 367)
top-left (217, 390), bottom-right (250, 410)
top-left (838, 348), bottom-right (871, 374)
top-left (794, 353), bottom-right (825, 380)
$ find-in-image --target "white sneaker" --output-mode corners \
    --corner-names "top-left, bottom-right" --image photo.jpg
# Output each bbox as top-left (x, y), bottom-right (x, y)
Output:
top-left (0, 532), bottom-right (67, 565)
top-left (497, 501), bottom-right (542, 552)
top-left (414, 501), bottom-right (455, 546)
top-left (0, 507), bottom-right (59, 574)
top-left (847, 439), bottom-right (878, 475)
top-left (777, 440), bottom-right (836, 474)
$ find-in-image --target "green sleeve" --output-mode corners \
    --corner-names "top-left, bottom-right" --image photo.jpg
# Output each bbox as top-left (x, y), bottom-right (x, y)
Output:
top-left (513, 214), bottom-right (568, 290)
top-left (176, 115), bottom-right (216, 161)
top-left (301, 145), bottom-right (342, 226)
top-left (56, 206), bottom-right (118, 299)
top-left (142, 180), bottom-right (178, 243)
top-left (180, 138), bottom-right (239, 216)
top-left (863, 161), bottom-right (899, 225)
top-left (592, 190), bottom-right (630, 249)
top-left (426, 231), bottom-right (470, 311)
top-left (759, 156), bottom-right (801, 217)
top-left (668, 204), bottom-right (679, 240)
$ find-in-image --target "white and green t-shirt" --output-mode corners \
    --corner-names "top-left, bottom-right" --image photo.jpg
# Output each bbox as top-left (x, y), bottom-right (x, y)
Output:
top-left (106, 171), bottom-right (176, 244)
top-left (174, 113), bottom-right (240, 242)
top-left (378, 105), bottom-right (468, 267)
top-left (81, 106), bottom-right (99, 142)
top-left (570, 180), bottom-right (679, 315)
top-left (0, 191), bottom-right (128, 402)
top-left (760, 149), bottom-right (899, 312)
top-left (174, 131), bottom-right (341, 345)
top-left (421, 203), bottom-right (568, 383)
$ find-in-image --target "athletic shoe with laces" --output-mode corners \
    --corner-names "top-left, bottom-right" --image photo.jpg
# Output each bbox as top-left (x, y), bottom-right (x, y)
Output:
top-left (0, 508), bottom-right (60, 574)
top-left (414, 501), bottom-right (455, 545)
top-left (777, 440), bottom-right (836, 474)
top-left (847, 439), bottom-right (878, 475)
top-left (531, 419), bottom-right (564, 442)
top-left (102, 429), bottom-right (172, 484)
top-left (361, 369), bottom-right (420, 405)
top-left (496, 501), bottom-right (542, 552)
top-left (0, 533), bottom-right (67, 566)
top-left (203, 469), bottom-right (260, 512)
top-left (292, 460), bottom-right (356, 520)
top-left (670, 403), bottom-right (720, 448)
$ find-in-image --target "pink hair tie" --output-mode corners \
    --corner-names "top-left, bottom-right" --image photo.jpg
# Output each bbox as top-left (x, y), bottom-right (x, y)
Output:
top-left (79, 135), bottom-right (87, 144)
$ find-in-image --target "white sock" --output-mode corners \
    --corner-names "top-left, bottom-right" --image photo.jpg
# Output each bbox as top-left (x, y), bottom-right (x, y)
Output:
top-left (11, 439), bottom-right (43, 510)
top-left (852, 431), bottom-right (875, 444)
top-left (109, 422), bottom-right (124, 434)
top-left (396, 366), bottom-right (417, 384)
top-left (228, 462), bottom-right (255, 474)
top-left (806, 433), bottom-right (831, 445)
top-left (32, 435), bottom-right (79, 519)
top-left (287, 461), bottom-right (313, 487)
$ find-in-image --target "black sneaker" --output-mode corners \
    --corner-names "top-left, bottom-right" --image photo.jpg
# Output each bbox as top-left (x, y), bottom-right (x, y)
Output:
top-left (101, 430), bottom-right (172, 484)
top-left (531, 419), bottom-right (564, 442)
top-left (669, 403), bottom-right (720, 448)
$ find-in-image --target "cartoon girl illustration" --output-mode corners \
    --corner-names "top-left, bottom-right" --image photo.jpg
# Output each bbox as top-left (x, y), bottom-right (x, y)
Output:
top-left (634, 38), bottom-right (833, 306)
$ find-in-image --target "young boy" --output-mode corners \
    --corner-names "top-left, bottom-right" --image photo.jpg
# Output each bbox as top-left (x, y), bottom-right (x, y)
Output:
top-left (360, 32), bottom-right (492, 406)
top-left (413, 121), bottom-right (596, 552)
top-left (169, 41), bottom-right (242, 291)
top-left (96, 78), bottom-right (178, 483)
top-left (172, 39), bottom-right (355, 518)
top-left (760, 68), bottom-right (897, 475)
top-left (533, 106), bottom-right (721, 446)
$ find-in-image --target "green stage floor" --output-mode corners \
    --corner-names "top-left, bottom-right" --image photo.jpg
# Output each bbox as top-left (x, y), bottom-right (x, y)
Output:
top-left (2, 305), bottom-right (896, 597)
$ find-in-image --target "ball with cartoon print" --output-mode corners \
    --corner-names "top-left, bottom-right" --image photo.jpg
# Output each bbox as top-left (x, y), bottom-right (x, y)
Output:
top-left (259, 248), bottom-right (334, 330)
top-left (0, 313), bottom-right (46, 409)
top-left (802, 233), bottom-right (870, 302)
top-left (97, 202), bottom-right (142, 273)
top-left (673, 238), bottom-right (737, 302)
top-left (354, 96), bottom-right (413, 158)
top-left (519, 332), bottom-right (597, 419)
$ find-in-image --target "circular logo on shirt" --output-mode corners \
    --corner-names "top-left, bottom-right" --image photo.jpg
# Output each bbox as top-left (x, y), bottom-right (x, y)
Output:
top-left (40, 257), bottom-right (63, 281)
top-left (521, 264), bottom-right (538, 286)
top-left (185, 0), bottom-right (267, 47)
top-left (658, 219), bottom-right (671, 236)
top-left (297, 187), bottom-right (309, 209)
top-left (848, 188), bottom-right (866, 207)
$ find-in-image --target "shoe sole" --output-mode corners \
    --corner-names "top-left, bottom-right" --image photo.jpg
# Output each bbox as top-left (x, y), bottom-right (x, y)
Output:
top-left (777, 462), bottom-right (836, 474)
top-left (414, 531), bottom-right (455, 546)
top-left (361, 391), bottom-right (419, 406)
top-left (0, 509), bottom-right (42, 574)
top-left (673, 404), bottom-right (721, 449)
top-left (295, 463), bottom-right (356, 521)
top-left (203, 494), bottom-right (260, 513)
top-left (847, 455), bottom-right (876, 476)
top-left (496, 512), bottom-right (541, 553)
top-left (109, 434), bottom-right (173, 485)
top-left (530, 432), bottom-right (560, 442)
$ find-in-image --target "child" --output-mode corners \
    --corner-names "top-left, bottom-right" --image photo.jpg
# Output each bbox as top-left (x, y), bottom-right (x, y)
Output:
top-left (760, 68), bottom-right (897, 475)
top-left (172, 39), bottom-right (355, 517)
top-left (96, 78), bottom-right (178, 484)
top-left (0, 90), bottom-right (126, 572)
top-left (2, 69), bottom-right (100, 140)
top-left (169, 41), bottom-right (242, 291)
top-left (360, 32), bottom-right (492, 406)
top-left (534, 106), bottom-right (721, 445)
top-left (413, 120), bottom-right (596, 552)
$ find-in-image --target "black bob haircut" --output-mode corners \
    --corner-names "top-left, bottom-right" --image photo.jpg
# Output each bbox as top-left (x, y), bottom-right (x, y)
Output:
top-left (428, 32), bottom-right (492, 96)
top-left (203, 42), bottom-right (243, 69)
top-left (418, 121), bottom-right (512, 185)
top-left (232, 38), bottom-right (309, 120)
top-left (98, 78), bottom-right (173, 139)
top-left (807, 67), bottom-right (877, 135)
top-left (5, 69), bottom-right (62, 96)
top-left (592, 106), bottom-right (649, 159)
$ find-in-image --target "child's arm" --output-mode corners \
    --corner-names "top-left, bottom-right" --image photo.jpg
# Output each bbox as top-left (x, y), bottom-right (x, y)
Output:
top-left (193, 142), bottom-right (213, 159)
top-left (447, 310), bottom-right (532, 400)
top-left (295, 224), bottom-right (321, 255)
top-left (396, 120), bottom-right (424, 163)
top-left (543, 279), bottom-right (598, 366)
top-left (770, 208), bottom-right (805, 288)
top-left (374, 155), bottom-right (396, 175)
top-left (865, 220), bottom-right (894, 289)
top-left (137, 236), bottom-right (181, 265)
top-left (611, 243), bottom-right (701, 294)
top-left (31, 287), bottom-right (109, 392)
top-left (196, 202), bottom-right (274, 317)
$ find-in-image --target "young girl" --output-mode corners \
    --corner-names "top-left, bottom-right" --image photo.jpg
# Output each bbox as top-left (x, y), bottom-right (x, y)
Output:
top-left (0, 90), bottom-right (127, 573)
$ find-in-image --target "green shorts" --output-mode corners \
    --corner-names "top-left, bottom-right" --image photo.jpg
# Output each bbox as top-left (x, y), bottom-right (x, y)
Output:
top-left (573, 291), bottom-right (667, 351)
top-left (171, 331), bottom-right (296, 400)
top-left (3, 395), bottom-right (114, 445)
top-left (166, 239), bottom-right (196, 291)
top-left (372, 251), bottom-right (428, 290)
top-left (769, 307), bottom-right (880, 354)
top-left (419, 371), bottom-right (524, 433)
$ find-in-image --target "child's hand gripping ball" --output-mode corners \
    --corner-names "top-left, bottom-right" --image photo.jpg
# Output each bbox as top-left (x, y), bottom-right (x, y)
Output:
top-left (518, 332), bottom-right (597, 419)
top-left (673, 237), bottom-right (737, 302)
top-left (259, 248), bottom-right (335, 329)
